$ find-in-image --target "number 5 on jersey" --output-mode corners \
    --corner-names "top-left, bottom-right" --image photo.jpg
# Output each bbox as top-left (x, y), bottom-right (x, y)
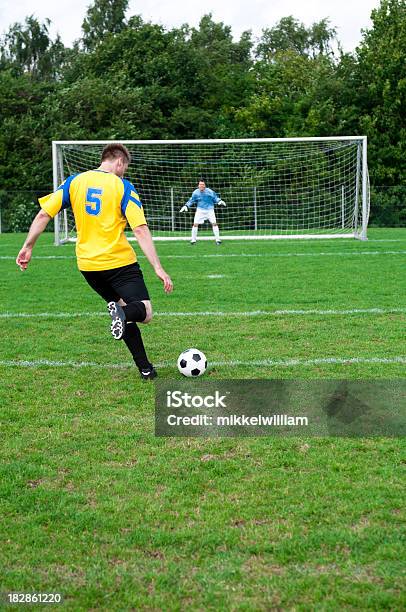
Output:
top-left (85, 188), bottom-right (103, 215)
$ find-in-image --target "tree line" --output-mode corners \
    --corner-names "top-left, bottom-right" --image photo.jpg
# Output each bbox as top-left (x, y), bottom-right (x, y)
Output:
top-left (0, 0), bottom-right (404, 230)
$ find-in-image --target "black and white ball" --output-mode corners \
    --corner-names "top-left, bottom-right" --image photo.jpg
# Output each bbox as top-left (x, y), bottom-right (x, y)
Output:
top-left (177, 348), bottom-right (207, 377)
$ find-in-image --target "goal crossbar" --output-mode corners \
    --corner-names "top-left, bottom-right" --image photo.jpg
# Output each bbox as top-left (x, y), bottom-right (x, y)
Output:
top-left (54, 136), bottom-right (366, 144)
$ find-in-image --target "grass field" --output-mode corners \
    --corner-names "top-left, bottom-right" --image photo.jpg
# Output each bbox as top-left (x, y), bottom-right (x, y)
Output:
top-left (1, 228), bottom-right (405, 609)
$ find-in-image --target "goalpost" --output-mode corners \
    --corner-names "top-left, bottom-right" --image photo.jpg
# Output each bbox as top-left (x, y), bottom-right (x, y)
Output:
top-left (52, 137), bottom-right (369, 244)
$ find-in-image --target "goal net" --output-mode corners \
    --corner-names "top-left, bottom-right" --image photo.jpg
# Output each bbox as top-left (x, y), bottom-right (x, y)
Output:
top-left (52, 137), bottom-right (369, 243)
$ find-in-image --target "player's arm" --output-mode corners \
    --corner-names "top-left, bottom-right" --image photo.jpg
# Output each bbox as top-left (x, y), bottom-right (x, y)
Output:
top-left (180, 193), bottom-right (196, 212)
top-left (123, 184), bottom-right (173, 293)
top-left (213, 191), bottom-right (226, 206)
top-left (133, 225), bottom-right (173, 293)
top-left (16, 209), bottom-right (52, 271)
top-left (17, 176), bottom-right (74, 271)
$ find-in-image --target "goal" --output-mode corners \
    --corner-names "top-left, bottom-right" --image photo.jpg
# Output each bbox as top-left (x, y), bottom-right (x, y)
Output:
top-left (52, 137), bottom-right (369, 243)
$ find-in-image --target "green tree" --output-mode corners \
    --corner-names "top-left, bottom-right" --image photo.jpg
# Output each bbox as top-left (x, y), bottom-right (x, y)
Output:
top-left (82, 0), bottom-right (129, 50)
top-left (0, 16), bottom-right (66, 79)
top-left (354, 0), bottom-right (406, 184)
top-left (68, 13), bottom-right (254, 138)
top-left (256, 16), bottom-right (338, 60)
top-left (178, 15), bottom-right (254, 136)
top-left (234, 16), bottom-right (339, 137)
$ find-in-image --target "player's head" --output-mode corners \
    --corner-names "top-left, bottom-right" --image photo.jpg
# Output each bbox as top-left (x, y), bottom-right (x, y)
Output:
top-left (198, 179), bottom-right (206, 192)
top-left (101, 143), bottom-right (131, 177)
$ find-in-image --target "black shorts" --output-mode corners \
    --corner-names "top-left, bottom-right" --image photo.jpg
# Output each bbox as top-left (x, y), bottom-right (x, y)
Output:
top-left (81, 262), bottom-right (150, 304)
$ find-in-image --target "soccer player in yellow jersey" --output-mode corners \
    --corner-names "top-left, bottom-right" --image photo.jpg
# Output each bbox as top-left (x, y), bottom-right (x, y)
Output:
top-left (16, 143), bottom-right (173, 380)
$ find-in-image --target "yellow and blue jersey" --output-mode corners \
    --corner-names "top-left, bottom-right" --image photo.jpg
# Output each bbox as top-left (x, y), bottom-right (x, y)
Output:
top-left (39, 170), bottom-right (147, 271)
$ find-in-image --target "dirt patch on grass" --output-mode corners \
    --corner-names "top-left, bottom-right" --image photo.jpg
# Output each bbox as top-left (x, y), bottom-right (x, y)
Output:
top-left (243, 555), bottom-right (287, 576)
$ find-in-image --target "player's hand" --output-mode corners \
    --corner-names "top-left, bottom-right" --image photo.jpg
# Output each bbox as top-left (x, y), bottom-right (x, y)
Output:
top-left (218, 200), bottom-right (226, 207)
top-left (16, 246), bottom-right (32, 271)
top-left (155, 267), bottom-right (173, 293)
top-left (179, 205), bottom-right (189, 213)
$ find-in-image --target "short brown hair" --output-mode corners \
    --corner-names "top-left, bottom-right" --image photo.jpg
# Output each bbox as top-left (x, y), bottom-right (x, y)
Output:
top-left (101, 143), bottom-right (131, 164)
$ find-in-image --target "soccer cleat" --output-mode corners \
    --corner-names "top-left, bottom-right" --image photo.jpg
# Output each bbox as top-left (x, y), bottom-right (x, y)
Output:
top-left (140, 367), bottom-right (158, 381)
top-left (107, 301), bottom-right (126, 340)
top-left (216, 240), bottom-right (222, 245)
top-left (190, 241), bottom-right (196, 245)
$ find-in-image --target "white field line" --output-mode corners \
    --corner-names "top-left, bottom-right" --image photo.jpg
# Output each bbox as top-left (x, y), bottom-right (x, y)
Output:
top-left (1, 356), bottom-right (405, 369)
top-left (154, 250), bottom-right (406, 259)
top-left (1, 250), bottom-right (406, 261)
top-left (1, 239), bottom-right (404, 250)
top-left (0, 255), bottom-right (76, 259)
top-left (174, 239), bottom-right (406, 245)
top-left (1, 307), bottom-right (405, 319)
top-left (153, 308), bottom-right (406, 317)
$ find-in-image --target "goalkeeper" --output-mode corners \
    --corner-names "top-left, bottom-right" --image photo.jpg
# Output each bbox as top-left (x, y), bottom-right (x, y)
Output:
top-left (16, 143), bottom-right (173, 381)
top-left (180, 179), bottom-right (226, 245)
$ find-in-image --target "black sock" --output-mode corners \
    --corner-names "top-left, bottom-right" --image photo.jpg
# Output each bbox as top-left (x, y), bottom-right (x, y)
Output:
top-left (122, 301), bottom-right (147, 323)
top-left (123, 322), bottom-right (152, 371)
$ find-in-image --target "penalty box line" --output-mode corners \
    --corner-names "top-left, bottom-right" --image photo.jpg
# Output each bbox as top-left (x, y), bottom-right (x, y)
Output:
top-left (1, 356), bottom-right (405, 369)
top-left (1, 308), bottom-right (406, 319)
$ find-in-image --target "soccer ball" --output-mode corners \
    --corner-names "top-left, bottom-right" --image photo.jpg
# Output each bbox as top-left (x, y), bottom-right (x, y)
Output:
top-left (177, 348), bottom-right (207, 377)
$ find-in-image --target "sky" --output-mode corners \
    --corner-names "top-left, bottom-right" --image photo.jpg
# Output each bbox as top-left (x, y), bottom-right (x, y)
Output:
top-left (0, 0), bottom-right (381, 52)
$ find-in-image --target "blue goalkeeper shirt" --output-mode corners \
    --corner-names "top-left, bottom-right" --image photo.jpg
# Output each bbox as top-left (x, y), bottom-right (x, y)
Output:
top-left (187, 188), bottom-right (220, 210)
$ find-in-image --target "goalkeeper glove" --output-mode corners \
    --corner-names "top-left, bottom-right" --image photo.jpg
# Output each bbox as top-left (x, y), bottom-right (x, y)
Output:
top-left (218, 200), bottom-right (226, 207)
top-left (179, 205), bottom-right (189, 213)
